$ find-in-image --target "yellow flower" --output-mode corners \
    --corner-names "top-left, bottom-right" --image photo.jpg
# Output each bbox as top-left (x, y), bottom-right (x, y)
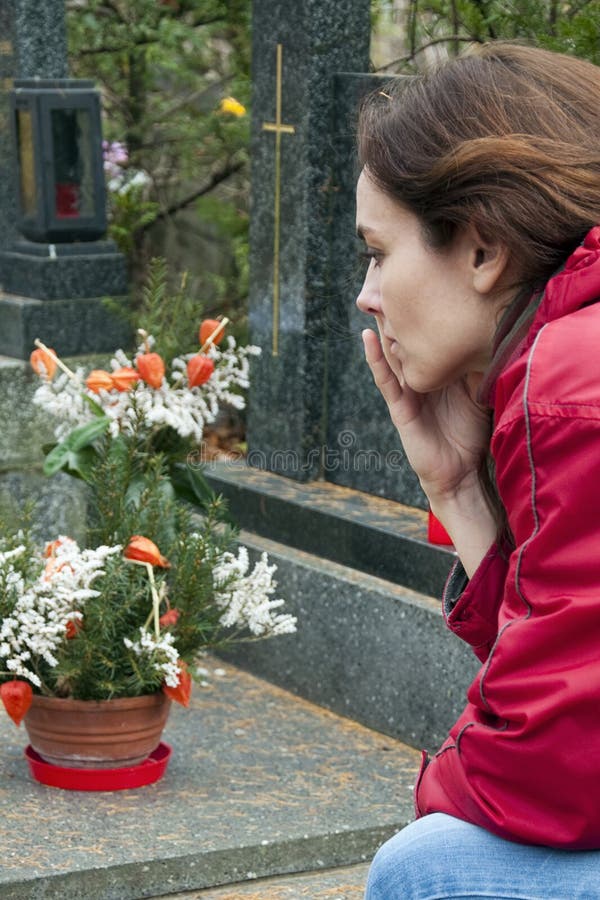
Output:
top-left (219, 96), bottom-right (246, 117)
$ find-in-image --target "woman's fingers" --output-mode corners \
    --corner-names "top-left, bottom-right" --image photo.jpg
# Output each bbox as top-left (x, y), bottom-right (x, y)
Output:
top-left (362, 329), bottom-right (402, 397)
top-left (362, 328), bottom-right (424, 429)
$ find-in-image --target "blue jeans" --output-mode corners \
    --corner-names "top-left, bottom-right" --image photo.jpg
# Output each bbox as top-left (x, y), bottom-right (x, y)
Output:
top-left (365, 814), bottom-right (600, 899)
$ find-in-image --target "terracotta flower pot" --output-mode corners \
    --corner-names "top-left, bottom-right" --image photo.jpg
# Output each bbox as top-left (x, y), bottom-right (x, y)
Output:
top-left (24, 693), bottom-right (171, 769)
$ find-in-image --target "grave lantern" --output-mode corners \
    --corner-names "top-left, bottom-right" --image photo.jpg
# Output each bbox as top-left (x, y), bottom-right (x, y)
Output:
top-left (10, 79), bottom-right (107, 243)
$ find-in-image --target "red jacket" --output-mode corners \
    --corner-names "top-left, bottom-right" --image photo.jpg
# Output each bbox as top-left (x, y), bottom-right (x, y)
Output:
top-left (415, 226), bottom-right (600, 849)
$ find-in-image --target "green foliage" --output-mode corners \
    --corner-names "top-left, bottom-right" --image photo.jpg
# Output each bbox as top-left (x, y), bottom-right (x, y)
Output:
top-left (195, 195), bottom-right (250, 333)
top-left (106, 183), bottom-right (161, 257)
top-left (43, 416), bottom-right (111, 480)
top-left (546, 2), bottom-right (600, 64)
top-left (135, 257), bottom-right (208, 360)
top-left (166, 506), bottom-right (237, 660)
top-left (0, 506), bottom-right (242, 700)
top-left (374, 0), bottom-right (600, 70)
top-left (67, 0), bottom-right (251, 314)
top-left (49, 556), bottom-right (164, 700)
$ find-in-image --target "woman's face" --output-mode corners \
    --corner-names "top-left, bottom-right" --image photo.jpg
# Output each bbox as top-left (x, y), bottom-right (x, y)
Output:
top-left (355, 170), bottom-right (507, 394)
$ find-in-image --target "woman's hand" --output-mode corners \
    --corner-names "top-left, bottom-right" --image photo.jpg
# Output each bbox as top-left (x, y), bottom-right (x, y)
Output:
top-left (362, 327), bottom-right (497, 575)
top-left (362, 328), bottom-right (490, 501)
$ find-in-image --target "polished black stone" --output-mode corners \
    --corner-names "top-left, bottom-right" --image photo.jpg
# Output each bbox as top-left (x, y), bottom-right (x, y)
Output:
top-left (221, 532), bottom-right (479, 754)
top-left (325, 73), bottom-right (426, 507)
top-left (0, 0), bottom-right (68, 253)
top-left (203, 461), bottom-right (453, 598)
top-left (246, 2), bottom-right (427, 507)
top-left (0, 241), bottom-right (128, 301)
top-left (0, 293), bottom-right (132, 358)
top-left (247, 0), bottom-right (372, 482)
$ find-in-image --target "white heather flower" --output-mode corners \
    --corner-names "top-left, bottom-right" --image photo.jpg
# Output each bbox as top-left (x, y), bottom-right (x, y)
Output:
top-left (0, 538), bottom-right (121, 687)
top-left (212, 548), bottom-right (297, 637)
top-left (123, 628), bottom-right (180, 686)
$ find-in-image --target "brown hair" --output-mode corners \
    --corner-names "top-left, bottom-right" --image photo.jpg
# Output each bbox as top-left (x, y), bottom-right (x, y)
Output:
top-left (358, 42), bottom-right (600, 294)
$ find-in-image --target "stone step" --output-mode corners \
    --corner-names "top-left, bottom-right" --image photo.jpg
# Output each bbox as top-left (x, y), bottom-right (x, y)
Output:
top-left (0, 659), bottom-right (417, 900)
top-left (203, 461), bottom-right (454, 598)
top-left (225, 530), bottom-right (479, 754)
top-left (158, 861), bottom-right (370, 899)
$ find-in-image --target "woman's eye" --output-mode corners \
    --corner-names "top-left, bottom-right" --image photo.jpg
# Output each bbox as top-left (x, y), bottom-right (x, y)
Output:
top-left (359, 248), bottom-right (383, 268)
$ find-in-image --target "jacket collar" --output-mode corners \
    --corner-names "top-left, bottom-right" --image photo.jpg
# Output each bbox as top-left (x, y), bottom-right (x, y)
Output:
top-left (528, 225), bottom-right (600, 338)
top-left (478, 225), bottom-right (600, 408)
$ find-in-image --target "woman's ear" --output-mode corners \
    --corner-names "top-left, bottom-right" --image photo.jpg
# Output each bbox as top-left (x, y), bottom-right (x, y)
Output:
top-left (466, 225), bottom-right (510, 295)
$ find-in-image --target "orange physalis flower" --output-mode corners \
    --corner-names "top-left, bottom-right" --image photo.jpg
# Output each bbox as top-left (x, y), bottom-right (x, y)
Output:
top-left (43, 540), bottom-right (74, 580)
top-left (159, 607), bottom-right (180, 628)
top-left (30, 347), bottom-right (57, 381)
top-left (86, 369), bottom-right (114, 393)
top-left (162, 662), bottom-right (191, 707)
top-left (43, 558), bottom-right (74, 581)
top-left (65, 618), bottom-right (81, 639)
top-left (187, 355), bottom-right (215, 387)
top-left (135, 352), bottom-right (165, 389)
top-left (199, 318), bottom-right (226, 347)
top-left (111, 366), bottom-right (140, 392)
top-left (124, 535), bottom-right (170, 568)
top-left (0, 680), bottom-right (33, 726)
top-left (44, 538), bottom-right (65, 558)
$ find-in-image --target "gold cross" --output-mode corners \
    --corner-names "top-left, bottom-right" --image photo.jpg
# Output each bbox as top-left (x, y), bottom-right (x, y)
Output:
top-left (262, 43), bottom-right (295, 357)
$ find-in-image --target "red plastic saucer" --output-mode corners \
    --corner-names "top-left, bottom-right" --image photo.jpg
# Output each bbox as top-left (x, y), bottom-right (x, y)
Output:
top-left (24, 742), bottom-right (171, 791)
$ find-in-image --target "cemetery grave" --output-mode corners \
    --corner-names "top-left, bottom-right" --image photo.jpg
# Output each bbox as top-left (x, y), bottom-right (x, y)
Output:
top-left (0, 0), bottom-right (480, 896)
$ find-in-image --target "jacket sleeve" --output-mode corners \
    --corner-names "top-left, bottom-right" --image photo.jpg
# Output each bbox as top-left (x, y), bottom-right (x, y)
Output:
top-left (442, 541), bottom-right (510, 663)
top-left (416, 404), bottom-right (600, 849)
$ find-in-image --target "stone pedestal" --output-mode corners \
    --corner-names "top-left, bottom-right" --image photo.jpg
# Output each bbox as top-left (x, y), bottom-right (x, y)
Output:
top-left (0, 240), bottom-right (131, 358)
top-left (1, 240), bottom-right (127, 300)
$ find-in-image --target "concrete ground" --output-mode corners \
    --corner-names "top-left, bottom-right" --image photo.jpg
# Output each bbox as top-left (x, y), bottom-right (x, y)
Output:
top-left (0, 658), bottom-right (418, 899)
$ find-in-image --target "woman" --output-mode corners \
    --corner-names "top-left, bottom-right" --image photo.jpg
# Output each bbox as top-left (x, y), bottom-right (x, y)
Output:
top-left (356, 42), bottom-right (600, 898)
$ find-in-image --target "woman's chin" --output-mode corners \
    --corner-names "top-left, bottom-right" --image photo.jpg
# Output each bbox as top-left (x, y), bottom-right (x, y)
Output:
top-left (403, 368), bottom-right (445, 394)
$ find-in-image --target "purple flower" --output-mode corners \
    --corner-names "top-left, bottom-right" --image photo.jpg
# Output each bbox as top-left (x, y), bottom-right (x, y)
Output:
top-left (102, 141), bottom-right (129, 178)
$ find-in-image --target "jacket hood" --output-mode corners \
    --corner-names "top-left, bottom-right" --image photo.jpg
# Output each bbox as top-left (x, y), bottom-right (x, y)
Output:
top-left (479, 225), bottom-right (600, 408)
top-left (528, 225), bottom-right (600, 338)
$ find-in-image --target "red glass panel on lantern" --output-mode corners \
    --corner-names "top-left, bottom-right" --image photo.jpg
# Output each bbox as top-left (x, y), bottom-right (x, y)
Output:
top-left (51, 108), bottom-right (94, 219)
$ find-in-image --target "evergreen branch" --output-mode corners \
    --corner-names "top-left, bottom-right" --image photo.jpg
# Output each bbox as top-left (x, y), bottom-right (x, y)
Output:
top-left (375, 34), bottom-right (483, 71)
top-left (76, 37), bottom-right (158, 56)
top-left (101, 0), bottom-right (127, 22)
top-left (566, 0), bottom-right (594, 20)
top-left (159, 78), bottom-right (232, 120)
top-left (408, 0), bottom-right (419, 59)
top-left (142, 159), bottom-right (246, 230)
top-left (450, 0), bottom-right (460, 55)
top-left (189, 14), bottom-right (228, 28)
top-left (470, 0), bottom-right (497, 39)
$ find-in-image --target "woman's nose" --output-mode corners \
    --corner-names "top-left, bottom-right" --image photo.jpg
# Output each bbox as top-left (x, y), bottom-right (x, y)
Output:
top-left (356, 265), bottom-right (381, 316)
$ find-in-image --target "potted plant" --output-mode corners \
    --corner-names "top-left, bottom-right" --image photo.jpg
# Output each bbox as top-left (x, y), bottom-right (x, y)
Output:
top-left (0, 286), bottom-right (296, 776)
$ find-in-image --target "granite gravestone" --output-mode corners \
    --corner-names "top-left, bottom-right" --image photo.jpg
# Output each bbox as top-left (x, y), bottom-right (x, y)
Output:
top-left (0, 0), bottom-right (68, 253)
top-left (0, 0), bottom-right (130, 359)
top-left (247, 0), bottom-right (425, 508)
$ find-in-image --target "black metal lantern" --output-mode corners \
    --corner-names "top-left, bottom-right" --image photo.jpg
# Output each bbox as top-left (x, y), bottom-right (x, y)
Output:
top-left (11, 79), bottom-right (107, 243)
